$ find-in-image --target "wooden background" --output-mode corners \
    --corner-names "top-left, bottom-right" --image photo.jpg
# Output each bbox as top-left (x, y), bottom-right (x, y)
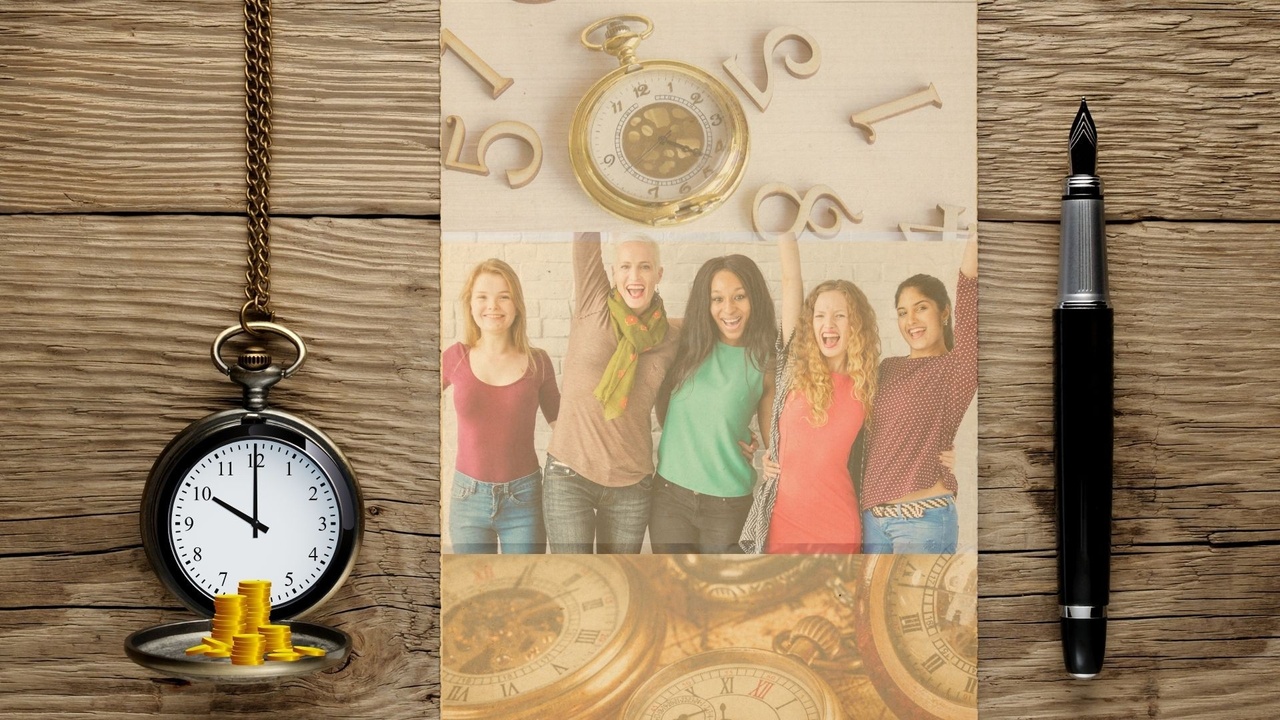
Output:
top-left (1, 1), bottom-right (1278, 718)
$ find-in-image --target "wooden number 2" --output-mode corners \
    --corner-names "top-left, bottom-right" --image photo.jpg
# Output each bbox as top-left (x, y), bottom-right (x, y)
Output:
top-left (723, 27), bottom-right (821, 112)
top-left (443, 116), bottom-right (543, 189)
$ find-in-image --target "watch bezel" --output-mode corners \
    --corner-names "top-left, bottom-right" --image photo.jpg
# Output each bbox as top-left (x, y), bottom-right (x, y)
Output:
top-left (141, 408), bottom-right (362, 620)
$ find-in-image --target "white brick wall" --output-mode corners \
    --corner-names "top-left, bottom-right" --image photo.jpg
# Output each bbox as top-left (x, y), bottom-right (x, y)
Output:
top-left (440, 232), bottom-right (978, 551)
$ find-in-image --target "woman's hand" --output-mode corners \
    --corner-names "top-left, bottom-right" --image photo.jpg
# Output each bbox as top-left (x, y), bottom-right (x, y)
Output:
top-left (960, 230), bottom-right (978, 279)
top-left (762, 456), bottom-right (781, 482)
top-left (738, 432), bottom-right (760, 461)
top-left (939, 446), bottom-right (956, 472)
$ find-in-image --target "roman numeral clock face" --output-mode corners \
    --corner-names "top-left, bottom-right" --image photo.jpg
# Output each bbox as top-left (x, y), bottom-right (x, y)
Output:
top-left (168, 438), bottom-right (340, 606)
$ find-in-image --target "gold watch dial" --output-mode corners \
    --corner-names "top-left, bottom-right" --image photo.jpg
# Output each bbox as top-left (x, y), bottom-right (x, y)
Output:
top-left (622, 648), bottom-right (842, 720)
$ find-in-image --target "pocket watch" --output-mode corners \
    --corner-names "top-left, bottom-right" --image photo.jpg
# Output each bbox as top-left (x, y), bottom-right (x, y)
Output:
top-left (850, 554), bottom-right (978, 720)
top-left (569, 15), bottom-right (750, 226)
top-left (620, 617), bottom-right (845, 720)
top-left (665, 554), bottom-right (827, 607)
top-left (140, 323), bottom-right (363, 619)
top-left (442, 555), bottom-right (665, 719)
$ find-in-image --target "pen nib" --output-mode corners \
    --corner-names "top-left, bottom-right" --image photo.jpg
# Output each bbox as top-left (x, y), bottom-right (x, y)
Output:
top-left (1068, 99), bottom-right (1097, 176)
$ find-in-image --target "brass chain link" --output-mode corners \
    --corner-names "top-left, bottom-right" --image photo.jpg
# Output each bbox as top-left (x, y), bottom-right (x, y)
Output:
top-left (240, 0), bottom-right (275, 333)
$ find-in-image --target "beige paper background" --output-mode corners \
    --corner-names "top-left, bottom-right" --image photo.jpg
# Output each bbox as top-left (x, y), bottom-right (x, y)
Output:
top-left (440, 0), bottom-right (976, 234)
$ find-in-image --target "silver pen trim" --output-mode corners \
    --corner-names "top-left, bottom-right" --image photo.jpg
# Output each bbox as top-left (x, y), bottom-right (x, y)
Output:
top-left (1060, 605), bottom-right (1108, 619)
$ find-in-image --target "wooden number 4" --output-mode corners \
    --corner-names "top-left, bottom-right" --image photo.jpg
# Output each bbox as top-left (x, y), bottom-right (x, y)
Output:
top-left (443, 116), bottom-right (544, 190)
top-left (723, 27), bottom-right (821, 112)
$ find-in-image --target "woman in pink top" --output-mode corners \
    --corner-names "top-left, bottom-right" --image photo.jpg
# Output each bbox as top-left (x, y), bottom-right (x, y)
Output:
top-left (759, 232), bottom-right (881, 553)
top-left (443, 259), bottom-right (560, 554)
top-left (861, 234), bottom-right (978, 553)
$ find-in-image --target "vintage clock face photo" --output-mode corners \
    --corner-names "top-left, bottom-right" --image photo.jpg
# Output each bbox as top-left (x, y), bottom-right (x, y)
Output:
top-left (442, 555), bottom-right (664, 720)
top-left (580, 61), bottom-right (746, 211)
top-left (142, 410), bottom-right (362, 619)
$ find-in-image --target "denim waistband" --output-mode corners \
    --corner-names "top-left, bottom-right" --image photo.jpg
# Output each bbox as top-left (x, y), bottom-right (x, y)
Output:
top-left (454, 468), bottom-right (540, 493)
top-left (868, 494), bottom-right (955, 519)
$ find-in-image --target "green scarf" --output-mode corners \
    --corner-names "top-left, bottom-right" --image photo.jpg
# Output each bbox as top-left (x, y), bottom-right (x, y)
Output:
top-left (594, 290), bottom-right (669, 420)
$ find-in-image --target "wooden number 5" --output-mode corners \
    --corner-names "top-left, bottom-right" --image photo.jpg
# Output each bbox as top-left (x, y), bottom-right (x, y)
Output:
top-left (443, 116), bottom-right (543, 189)
top-left (723, 27), bottom-right (822, 112)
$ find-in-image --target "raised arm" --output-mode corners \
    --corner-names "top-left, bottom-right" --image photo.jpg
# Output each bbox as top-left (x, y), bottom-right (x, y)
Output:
top-left (779, 233), bottom-right (804, 342)
top-left (573, 231), bottom-right (611, 317)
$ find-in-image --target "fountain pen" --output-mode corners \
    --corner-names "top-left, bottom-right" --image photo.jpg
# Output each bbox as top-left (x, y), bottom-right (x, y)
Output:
top-left (1055, 99), bottom-right (1113, 679)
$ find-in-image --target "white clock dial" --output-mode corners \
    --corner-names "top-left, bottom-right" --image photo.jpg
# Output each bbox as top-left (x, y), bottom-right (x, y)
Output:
top-left (167, 438), bottom-right (340, 605)
top-left (587, 66), bottom-right (738, 204)
top-left (636, 663), bottom-right (824, 720)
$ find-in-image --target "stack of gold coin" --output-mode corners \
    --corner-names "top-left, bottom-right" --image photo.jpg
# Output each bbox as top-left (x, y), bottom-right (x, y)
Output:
top-left (237, 579), bottom-right (271, 634)
top-left (259, 624), bottom-right (291, 654)
top-left (231, 633), bottom-right (265, 666)
top-left (210, 594), bottom-right (247, 647)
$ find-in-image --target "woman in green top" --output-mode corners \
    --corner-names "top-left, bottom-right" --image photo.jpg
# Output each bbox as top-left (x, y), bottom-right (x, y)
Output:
top-left (652, 255), bottom-right (776, 553)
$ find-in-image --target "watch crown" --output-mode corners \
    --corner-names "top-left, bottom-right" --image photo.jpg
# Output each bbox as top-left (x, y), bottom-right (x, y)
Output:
top-left (238, 346), bottom-right (272, 371)
top-left (783, 616), bottom-right (842, 665)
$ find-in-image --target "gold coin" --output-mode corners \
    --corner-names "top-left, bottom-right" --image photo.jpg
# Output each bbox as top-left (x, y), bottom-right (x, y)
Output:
top-left (266, 651), bottom-right (302, 662)
top-left (205, 649), bottom-right (231, 659)
top-left (185, 644), bottom-right (211, 656)
top-left (201, 637), bottom-right (230, 650)
top-left (293, 645), bottom-right (326, 657)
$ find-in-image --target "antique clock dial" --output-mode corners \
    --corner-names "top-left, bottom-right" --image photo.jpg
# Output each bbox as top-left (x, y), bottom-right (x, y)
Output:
top-left (621, 648), bottom-right (843, 720)
top-left (570, 15), bottom-right (749, 226)
top-left (442, 555), bottom-right (664, 720)
top-left (855, 554), bottom-right (978, 720)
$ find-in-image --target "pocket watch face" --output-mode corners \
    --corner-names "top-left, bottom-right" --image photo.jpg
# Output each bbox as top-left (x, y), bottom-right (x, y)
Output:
top-left (442, 555), bottom-right (663, 719)
top-left (571, 60), bottom-right (749, 225)
top-left (857, 554), bottom-right (978, 720)
top-left (142, 409), bottom-right (362, 618)
top-left (167, 437), bottom-right (341, 605)
top-left (621, 648), bottom-right (842, 720)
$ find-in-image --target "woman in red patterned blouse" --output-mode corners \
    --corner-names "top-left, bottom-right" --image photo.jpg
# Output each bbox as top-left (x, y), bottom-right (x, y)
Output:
top-left (861, 234), bottom-right (978, 553)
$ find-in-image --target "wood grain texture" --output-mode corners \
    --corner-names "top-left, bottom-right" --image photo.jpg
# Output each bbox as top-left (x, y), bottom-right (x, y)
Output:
top-left (0, 0), bottom-right (439, 215)
top-left (979, 0), bottom-right (1280, 221)
top-left (0, 215), bottom-right (441, 717)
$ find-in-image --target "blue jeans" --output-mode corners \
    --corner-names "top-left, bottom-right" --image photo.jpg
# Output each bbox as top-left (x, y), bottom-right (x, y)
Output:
top-left (649, 475), bottom-right (752, 554)
top-left (861, 496), bottom-right (958, 554)
top-left (448, 470), bottom-right (546, 554)
top-left (542, 455), bottom-right (650, 554)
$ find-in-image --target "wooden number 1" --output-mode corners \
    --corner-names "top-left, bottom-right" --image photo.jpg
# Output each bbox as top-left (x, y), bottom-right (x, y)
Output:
top-left (443, 116), bottom-right (543, 189)
top-left (441, 28), bottom-right (514, 99)
top-left (898, 204), bottom-right (972, 241)
top-left (849, 83), bottom-right (942, 144)
top-left (723, 27), bottom-right (821, 112)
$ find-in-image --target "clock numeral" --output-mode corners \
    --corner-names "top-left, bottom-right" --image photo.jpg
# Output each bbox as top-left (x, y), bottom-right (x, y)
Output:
top-left (710, 113), bottom-right (723, 127)
top-left (721, 677), bottom-right (734, 694)
top-left (602, 153), bottom-right (616, 167)
top-left (443, 115), bottom-right (543, 189)
top-left (965, 677), bottom-right (978, 694)
top-left (562, 572), bottom-right (581, 587)
top-left (633, 83), bottom-right (650, 98)
top-left (666, 81), bottom-right (673, 92)
top-left (192, 547), bottom-right (202, 562)
top-left (183, 517), bottom-right (194, 530)
top-left (551, 663), bottom-right (568, 675)
top-left (247, 450), bottom-right (264, 469)
top-left (501, 682), bottom-right (519, 698)
top-left (748, 679), bottom-right (774, 699)
top-left (446, 685), bottom-right (469, 702)
top-left (285, 572), bottom-right (294, 587)
top-left (318, 516), bottom-right (328, 531)
top-left (715, 139), bottom-right (725, 153)
top-left (309, 547), bottom-right (318, 561)
top-left (611, 100), bottom-right (623, 114)
top-left (474, 564), bottom-right (494, 583)
top-left (218, 462), bottom-right (231, 477)
top-left (900, 614), bottom-right (924, 633)
top-left (690, 92), bottom-right (703, 104)
top-left (581, 598), bottom-right (603, 611)
top-left (703, 167), bottom-right (714, 179)
top-left (679, 183), bottom-right (691, 194)
top-left (287, 461), bottom-right (292, 476)
top-left (194, 486), bottom-right (212, 501)
top-left (309, 486), bottom-right (319, 501)
top-left (576, 629), bottom-right (601, 644)
top-left (219, 571), bottom-right (228, 587)
top-left (647, 185), bottom-right (659, 199)
top-left (722, 26), bottom-right (822, 111)
top-left (922, 654), bottom-right (947, 674)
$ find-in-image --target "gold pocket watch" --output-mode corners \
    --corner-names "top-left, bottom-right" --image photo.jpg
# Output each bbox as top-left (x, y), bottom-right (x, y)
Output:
top-left (441, 555), bottom-right (665, 719)
top-left (620, 617), bottom-right (845, 720)
top-left (569, 15), bottom-right (750, 226)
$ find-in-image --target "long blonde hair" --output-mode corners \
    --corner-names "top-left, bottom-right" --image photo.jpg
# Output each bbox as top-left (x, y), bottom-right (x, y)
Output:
top-left (459, 258), bottom-right (537, 370)
top-left (789, 280), bottom-right (880, 425)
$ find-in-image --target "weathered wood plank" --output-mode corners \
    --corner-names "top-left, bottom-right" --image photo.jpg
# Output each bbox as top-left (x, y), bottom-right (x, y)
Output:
top-left (0, 214), bottom-right (440, 716)
top-left (0, 1), bottom-right (439, 215)
top-left (979, 0), bottom-right (1280, 221)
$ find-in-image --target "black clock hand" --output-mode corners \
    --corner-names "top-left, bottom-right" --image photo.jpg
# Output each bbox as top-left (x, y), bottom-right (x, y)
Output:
top-left (637, 129), bottom-right (673, 163)
top-left (663, 136), bottom-right (700, 156)
top-left (252, 442), bottom-right (260, 539)
top-left (212, 496), bottom-right (270, 534)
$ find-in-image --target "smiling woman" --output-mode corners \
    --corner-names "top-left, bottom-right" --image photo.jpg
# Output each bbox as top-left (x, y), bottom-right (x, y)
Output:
top-left (443, 259), bottom-right (561, 554)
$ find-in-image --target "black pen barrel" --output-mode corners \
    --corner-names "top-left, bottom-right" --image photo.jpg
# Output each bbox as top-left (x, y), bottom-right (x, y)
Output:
top-left (1054, 304), bottom-right (1113, 677)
